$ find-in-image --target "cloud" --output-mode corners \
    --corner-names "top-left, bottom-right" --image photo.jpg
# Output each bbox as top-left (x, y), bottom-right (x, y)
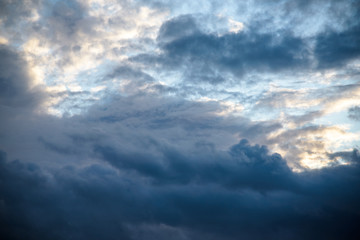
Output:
top-left (328, 148), bottom-right (360, 164)
top-left (311, 1), bottom-right (360, 69)
top-left (94, 139), bottom-right (295, 191)
top-left (0, 45), bottom-right (46, 109)
top-left (1, 1), bottom-right (360, 239)
top-left (0, 151), bottom-right (131, 240)
top-left (131, 15), bottom-right (309, 84)
top-left (348, 106), bottom-right (360, 121)
top-left (0, 0), bottom-right (41, 27)
top-left (136, 15), bottom-right (310, 83)
top-left (1, 139), bottom-right (360, 240)
top-left (265, 124), bottom-right (359, 169)
top-left (253, 82), bottom-right (360, 168)
top-left (0, 0), bottom-right (168, 116)
top-left (315, 24), bottom-right (360, 69)
top-left (130, 1), bottom-right (360, 88)
top-left (157, 15), bottom-right (200, 43)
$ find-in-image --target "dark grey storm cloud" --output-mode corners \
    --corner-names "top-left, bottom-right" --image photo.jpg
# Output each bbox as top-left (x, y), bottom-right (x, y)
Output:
top-left (315, 24), bottom-right (360, 69)
top-left (161, 17), bottom-right (308, 74)
top-left (133, 15), bottom-right (310, 84)
top-left (0, 45), bottom-right (45, 109)
top-left (94, 139), bottom-right (295, 191)
top-left (311, 0), bottom-right (360, 68)
top-left (1, 143), bottom-right (360, 240)
top-left (0, 72), bottom-right (357, 239)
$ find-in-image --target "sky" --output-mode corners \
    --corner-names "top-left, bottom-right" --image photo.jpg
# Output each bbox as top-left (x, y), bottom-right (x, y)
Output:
top-left (0, 0), bottom-right (360, 239)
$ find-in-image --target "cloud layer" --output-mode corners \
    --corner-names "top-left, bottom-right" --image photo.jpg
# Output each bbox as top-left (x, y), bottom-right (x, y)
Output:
top-left (1, 142), bottom-right (360, 240)
top-left (1, 0), bottom-right (360, 239)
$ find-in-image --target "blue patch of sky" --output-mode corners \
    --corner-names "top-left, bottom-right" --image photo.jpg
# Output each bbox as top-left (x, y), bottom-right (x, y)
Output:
top-left (52, 60), bottom-right (118, 116)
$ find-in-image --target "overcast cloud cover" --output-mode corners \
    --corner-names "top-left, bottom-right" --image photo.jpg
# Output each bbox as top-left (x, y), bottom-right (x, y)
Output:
top-left (1, 0), bottom-right (360, 239)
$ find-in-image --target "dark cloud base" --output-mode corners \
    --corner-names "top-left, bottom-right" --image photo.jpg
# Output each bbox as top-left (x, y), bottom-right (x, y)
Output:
top-left (1, 143), bottom-right (360, 240)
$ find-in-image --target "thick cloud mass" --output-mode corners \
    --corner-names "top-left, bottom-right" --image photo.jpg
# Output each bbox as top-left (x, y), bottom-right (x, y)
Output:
top-left (94, 139), bottom-right (294, 190)
top-left (1, 145), bottom-right (360, 240)
top-left (1, 0), bottom-right (360, 239)
top-left (0, 45), bottom-right (44, 108)
top-left (133, 15), bottom-right (309, 83)
top-left (315, 24), bottom-right (360, 68)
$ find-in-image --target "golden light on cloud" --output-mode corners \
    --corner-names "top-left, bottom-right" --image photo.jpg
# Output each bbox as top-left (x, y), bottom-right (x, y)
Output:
top-left (12, 0), bottom-right (169, 117)
top-left (300, 151), bottom-right (332, 169)
top-left (0, 36), bottom-right (8, 44)
top-left (265, 122), bottom-right (360, 170)
top-left (215, 101), bottom-right (244, 116)
top-left (228, 18), bottom-right (244, 33)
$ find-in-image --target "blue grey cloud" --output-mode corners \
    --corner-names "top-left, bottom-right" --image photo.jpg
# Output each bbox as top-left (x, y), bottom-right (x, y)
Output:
top-left (94, 139), bottom-right (294, 191)
top-left (0, 0), bottom-right (41, 27)
top-left (132, 1), bottom-right (360, 85)
top-left (133, 15), bottom-right (310, 84)
top-left (1, 144), bottom-right (359, 240)
top-left (0, 45), bottom-right (45, 109)
top-left (315, 24), bottom-right (360, 68)
top-left (348, 106), bottom-right (360, 121)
